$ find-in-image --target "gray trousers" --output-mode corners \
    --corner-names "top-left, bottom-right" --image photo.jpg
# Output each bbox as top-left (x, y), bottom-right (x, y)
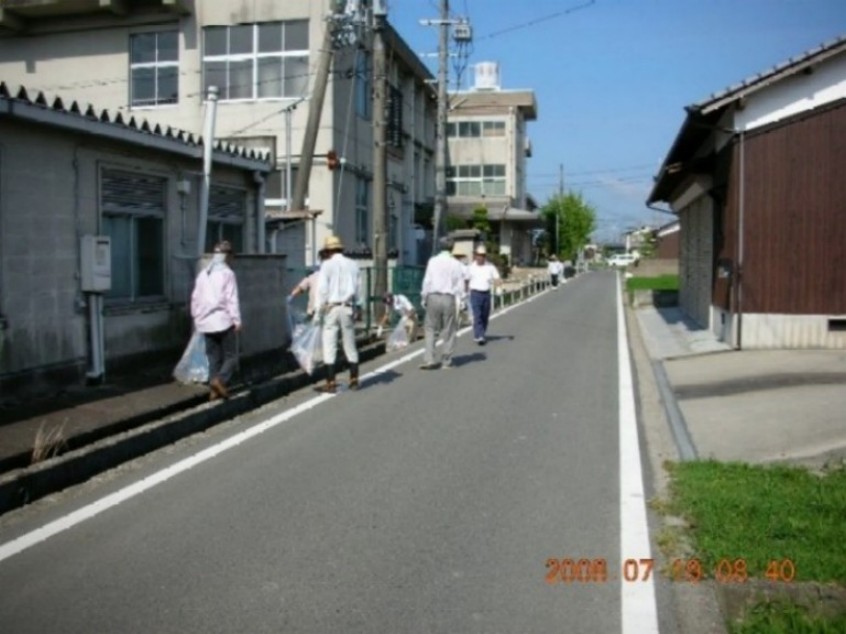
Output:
top-left (423, 293), bottom-right (457, 365)
top-left (323, 305), bottom-right (359, 366)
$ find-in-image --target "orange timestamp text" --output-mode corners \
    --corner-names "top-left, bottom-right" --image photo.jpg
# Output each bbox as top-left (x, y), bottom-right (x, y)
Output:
top-left (545, 557), bottom-right (796, 585)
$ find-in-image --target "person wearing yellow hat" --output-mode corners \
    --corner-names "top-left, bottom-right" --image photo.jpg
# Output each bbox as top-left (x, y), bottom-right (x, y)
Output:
top-left (315, 235), bottom-right (361, 392)
top-left (467, 243), bottom-right (501, 345)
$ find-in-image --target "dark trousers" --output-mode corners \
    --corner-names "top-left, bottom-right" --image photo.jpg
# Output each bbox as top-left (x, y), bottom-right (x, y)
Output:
top-left (470, 290), bottom-right (492, 340)
top-left (205, 327), bottom-right (237, 386)
top-left (551, 274), bottom-right (560, 287)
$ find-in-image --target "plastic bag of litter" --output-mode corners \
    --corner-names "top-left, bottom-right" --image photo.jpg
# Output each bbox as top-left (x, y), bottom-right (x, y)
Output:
top-left (173, 331), bottom-right (209, 384)
top-left (291, 322), bottom-right (322, 375)
top-left (386, 317), bottom-right (410, 352)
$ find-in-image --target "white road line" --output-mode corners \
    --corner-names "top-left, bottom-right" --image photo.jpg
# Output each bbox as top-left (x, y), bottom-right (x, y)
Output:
top-left (0, 285), bottom-right (551, 564)
top-left (617, 276), bottom-right (660, 633)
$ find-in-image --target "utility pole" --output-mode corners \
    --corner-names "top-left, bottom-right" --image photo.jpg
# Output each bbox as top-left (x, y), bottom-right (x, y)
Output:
top-left (290, 2), bottom-right (347, 216)
top-left (198, 85), bottom-right (219, 257)
top-left (372, 1), bottom-right (388, 313)
top-left (431, 0), bottom-right (449, 241)
top-left (557, 163), bottom-right (564, 257)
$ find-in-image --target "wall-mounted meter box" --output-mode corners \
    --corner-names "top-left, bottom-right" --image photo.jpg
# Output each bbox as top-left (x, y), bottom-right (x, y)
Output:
top-left (80, 235), bottom-right (112, 292)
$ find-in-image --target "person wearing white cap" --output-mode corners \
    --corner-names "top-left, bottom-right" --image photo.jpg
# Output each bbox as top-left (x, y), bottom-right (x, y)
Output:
top-left (419, 236), bottom-right (465, 369)
top-left (315, 235), bottom-right (361, 392)
top-left (467, 243), bottom-right (501, 344)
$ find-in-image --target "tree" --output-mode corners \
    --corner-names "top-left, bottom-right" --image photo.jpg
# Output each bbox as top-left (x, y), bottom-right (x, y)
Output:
top-left (542, 192), bottom-right (597, 261)
top-left (471, 206), bottom-right (491, 236)
top-left (444, 213), bottom-right (468, 232)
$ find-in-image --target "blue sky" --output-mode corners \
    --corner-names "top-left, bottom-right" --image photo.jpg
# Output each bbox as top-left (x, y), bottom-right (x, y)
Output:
top-left (388, 0), bottom-right (846, 241)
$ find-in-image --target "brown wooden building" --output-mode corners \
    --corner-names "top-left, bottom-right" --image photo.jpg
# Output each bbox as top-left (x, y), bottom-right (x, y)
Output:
top-left (648, 35), bottom-right (846, 349)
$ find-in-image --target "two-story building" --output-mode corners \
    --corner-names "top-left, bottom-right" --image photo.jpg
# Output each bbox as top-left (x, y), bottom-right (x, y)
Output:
top-left (446, 62), bottom-right (540, 265)
top-left (0, 0), bottom-right (438, 268)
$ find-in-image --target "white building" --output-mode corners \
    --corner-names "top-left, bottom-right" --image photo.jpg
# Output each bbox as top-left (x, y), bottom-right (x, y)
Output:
top-left (446, 62), bottom-right (540, 265)
top-left (0, 0), bottom-right (437, 268)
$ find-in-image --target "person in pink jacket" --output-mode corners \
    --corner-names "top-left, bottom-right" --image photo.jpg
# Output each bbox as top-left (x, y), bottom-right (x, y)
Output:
top-left (191, 240), bottom-right (242, 400)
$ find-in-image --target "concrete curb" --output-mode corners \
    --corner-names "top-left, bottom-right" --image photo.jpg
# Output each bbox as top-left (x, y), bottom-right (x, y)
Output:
top-left (0, 339), bottom-right (387, 517)
top-left (651, 359), bottom-right (699, 461)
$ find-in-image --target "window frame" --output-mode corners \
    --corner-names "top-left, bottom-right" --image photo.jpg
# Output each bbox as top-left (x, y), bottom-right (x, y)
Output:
top-left (446, 163), bottom-right (506, 197)
top-left (100, 168), bottom-right (167, 303)
top-left (129, 30), bottom-right (179, 108)
top-left (355, 177), bottom-right (370, 246)
top-left (202, 21), bottom-right (310, 102)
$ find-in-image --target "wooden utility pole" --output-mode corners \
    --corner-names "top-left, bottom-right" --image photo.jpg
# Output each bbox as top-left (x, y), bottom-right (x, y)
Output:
top-left (372, 2), bottom-right (388, 312)
top-left (290, 2), bottom-right (346, 216)
top-left (431, 0), bottom-right (449, 240)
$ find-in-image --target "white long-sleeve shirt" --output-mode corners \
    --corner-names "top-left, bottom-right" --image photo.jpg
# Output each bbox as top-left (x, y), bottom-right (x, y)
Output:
top-left (548, 261), bottom-right (564, 276)
top-left (421, 251), bottom-right (465, 299)
top-left (318, 253), bottom-right (360, 306)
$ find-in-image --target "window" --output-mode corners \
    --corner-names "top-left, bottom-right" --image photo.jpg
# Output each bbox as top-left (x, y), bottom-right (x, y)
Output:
top-left (355, 51), bottom-right (371, 120)
top-left (387, 84), bottom-right (404, 148)
top-left (355, 178), bottom-right (369, 246)
top-left (446, 164), bottom-right (506, 197)
top-left (448, 120), bottom-right (505, 138)
top-left (101, 169), bottom-right (166, 301)
top-left (482, 121), bottom-right (505, 137)
top-left (203, 21), bottom-right (309, 101)
top-left (130, 31), bottom-right (178, 107)
top-left (457, 121), bottom-right (480, 138)
top-left (207, 185), bottom-right (247, 253)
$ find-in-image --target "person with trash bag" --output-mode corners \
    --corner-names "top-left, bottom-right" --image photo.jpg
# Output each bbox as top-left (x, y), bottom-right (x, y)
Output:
top-left (288, 248), bottom-right (327, 318)
top-left (190, 240), bottom-right (242, 401)
top-left (419, 236), bottom-right (465, 370)
top-left (314, 235), bottom-right (361, 393)
top-left (376, 292), bottom-right (417, 342)
top-left (467, 243), bottom-right (502, 345)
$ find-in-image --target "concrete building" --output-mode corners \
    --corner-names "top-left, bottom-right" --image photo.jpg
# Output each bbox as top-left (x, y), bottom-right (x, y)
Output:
top-left (0, 0), bottom-right (437, 268)
top-left (0, 81), bottom-right (278, 399)
top-left (445, 62), bottom-right (540, 265)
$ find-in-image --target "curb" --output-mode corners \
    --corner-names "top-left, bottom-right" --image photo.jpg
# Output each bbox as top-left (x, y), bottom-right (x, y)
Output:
top-left (0, 339), bottom-right (387, 517)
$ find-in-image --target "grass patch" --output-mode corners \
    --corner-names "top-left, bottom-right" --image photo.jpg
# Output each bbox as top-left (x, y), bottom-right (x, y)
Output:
top-left (625, 274), bottom-right (679, 291)
top-left (730, 601), bottom-right (846, 634)
top-left (664, 460), bottom-right (846, 583)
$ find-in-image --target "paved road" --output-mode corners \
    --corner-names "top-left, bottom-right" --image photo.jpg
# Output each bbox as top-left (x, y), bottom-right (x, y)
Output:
top-left (0, 272), bottom-right (659, 633)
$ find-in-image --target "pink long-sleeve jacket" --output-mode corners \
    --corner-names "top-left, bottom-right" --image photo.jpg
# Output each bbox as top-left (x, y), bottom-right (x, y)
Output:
top-left (190, 263), bottom-right (242, 334)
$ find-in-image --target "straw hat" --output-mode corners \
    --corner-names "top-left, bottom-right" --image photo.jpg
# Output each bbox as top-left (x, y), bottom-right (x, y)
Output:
top-left (474, 244), bottom-right (487, 255)
top-left (323, 235), bottom-right (344, 251)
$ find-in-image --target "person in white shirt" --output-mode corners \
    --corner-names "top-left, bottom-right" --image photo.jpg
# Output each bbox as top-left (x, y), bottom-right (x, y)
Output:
top-left (315, 235), bottom-right (361, 392)
top-left (547, 254), bottom-right (564, 289)
top-left (467, 244), bottom-right (502, 345)
top-left (288, 249), bottom-right (326, 317)
top-left (376, 292), bottom-right (417, 340)
top-left (419, 236), bottom-right (465, 369)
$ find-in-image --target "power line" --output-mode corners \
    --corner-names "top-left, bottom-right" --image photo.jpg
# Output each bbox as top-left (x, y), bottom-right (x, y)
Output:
top-left (477, 0), bottom-right (596, 41)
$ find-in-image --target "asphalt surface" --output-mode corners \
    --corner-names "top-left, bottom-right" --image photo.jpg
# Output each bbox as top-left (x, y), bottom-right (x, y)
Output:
top-left (0, 272), bottom-right (657, 633)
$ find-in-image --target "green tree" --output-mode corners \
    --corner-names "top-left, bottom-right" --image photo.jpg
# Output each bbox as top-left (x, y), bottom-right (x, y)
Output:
top-left (471, 206), bottom-right (491, 236)
top-left (444, 213), bottom-right (469, 232)
top-left (542, 192), bottom-right (597, 261)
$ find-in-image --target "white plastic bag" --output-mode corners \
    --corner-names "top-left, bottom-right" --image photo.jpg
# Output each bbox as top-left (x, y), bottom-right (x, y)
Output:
top-left (386, 317), bottom-right (410, 352)
top-left (173, 331), bottom-right (209, 384)
top-left (291, 322), bottom-right (322, 375)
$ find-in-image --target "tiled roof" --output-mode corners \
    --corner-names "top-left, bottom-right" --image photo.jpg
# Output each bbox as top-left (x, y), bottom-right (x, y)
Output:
top-left (0, 82), bottom-right (272, 168)
top-left (689, 34), bottom-right (846, 114)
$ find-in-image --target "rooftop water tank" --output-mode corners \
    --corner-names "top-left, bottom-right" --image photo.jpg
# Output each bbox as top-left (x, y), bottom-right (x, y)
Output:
top-left (473, 62), bottom-right (500, 91)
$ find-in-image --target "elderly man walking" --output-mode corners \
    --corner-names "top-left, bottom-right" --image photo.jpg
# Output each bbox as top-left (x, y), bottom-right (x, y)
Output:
top-left (191, 240), bottom-right (242, 401)
top-left (420, 236), bottom-right (466, 369)
top-left (316, 235), bottom-right (361, 393)
top-left (467, 244), bottom-right (502, 345)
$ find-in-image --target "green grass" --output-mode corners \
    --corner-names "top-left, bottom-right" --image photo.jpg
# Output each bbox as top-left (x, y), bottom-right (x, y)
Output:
top-left (664, 460), bottom-right (846, 584)
top-left (730, 601), bottom-right (846, 634)
top-left (625, 274), bottom-right (679, 291)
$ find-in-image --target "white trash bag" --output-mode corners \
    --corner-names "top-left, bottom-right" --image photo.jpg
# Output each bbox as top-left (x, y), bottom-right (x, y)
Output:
top-left (173, 331), bottom-right (209, 384)
top-left (290, 322), bottom-right (322, 375)
top-left (386, 317), bottom-right (410, 352)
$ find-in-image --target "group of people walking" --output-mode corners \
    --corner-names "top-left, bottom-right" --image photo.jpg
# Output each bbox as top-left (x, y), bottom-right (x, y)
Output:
top-left (189, 233), bottom-right (505, 401)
